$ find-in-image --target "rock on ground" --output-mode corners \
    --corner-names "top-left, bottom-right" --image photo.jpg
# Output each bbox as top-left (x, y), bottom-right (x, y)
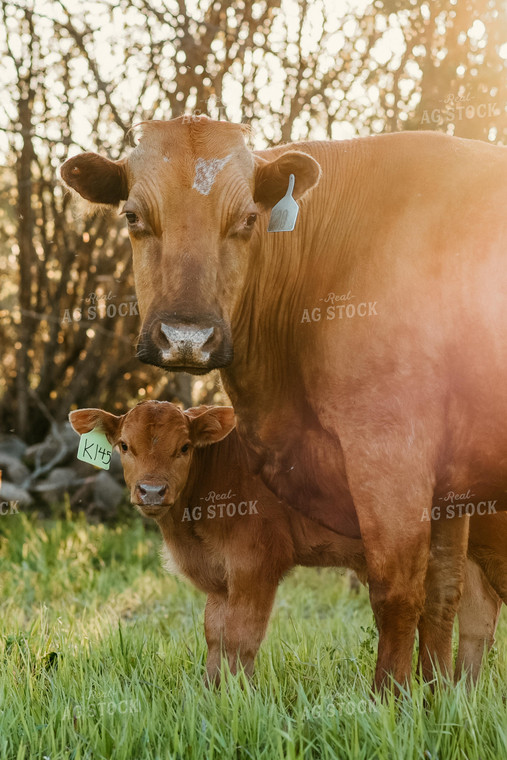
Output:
top-left (0, 452), bottom-right (30, 486)
top-left (0, 481), bottom-right (33, 509)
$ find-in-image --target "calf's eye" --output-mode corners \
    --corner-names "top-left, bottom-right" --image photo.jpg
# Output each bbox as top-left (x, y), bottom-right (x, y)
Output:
top-left (125, 212), bottom-right (138, 225)
top-left (120, 441), bottom-right (128, 452)
top-left (180, 443), bottom-right (190, 454)
top-left (245, 213), bottom-right (257, 228)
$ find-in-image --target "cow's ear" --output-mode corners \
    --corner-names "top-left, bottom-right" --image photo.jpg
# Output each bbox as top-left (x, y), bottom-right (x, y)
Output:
top-left (254, 151), bottom-right (321, 210)
top-left (186, 406), bottom-right (236, 447)
top-left (69, 408), bottom-right (122, 444)
top-left (60, 153), bottom-right (128, 205)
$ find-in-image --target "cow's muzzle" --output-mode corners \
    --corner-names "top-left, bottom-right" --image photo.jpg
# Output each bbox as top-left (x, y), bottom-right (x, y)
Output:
top-left (137, 315), bottom-right (233, 374)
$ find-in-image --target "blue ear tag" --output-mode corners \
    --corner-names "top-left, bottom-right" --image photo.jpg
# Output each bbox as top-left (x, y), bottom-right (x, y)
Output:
top-left (77, 427), bottom-right (112, 470)
top-left (268, 174), bottom-right (299, 232)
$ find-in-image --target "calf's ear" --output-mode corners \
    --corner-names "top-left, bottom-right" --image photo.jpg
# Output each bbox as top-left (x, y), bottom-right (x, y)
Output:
top-left (184, 405), bottom-right (212, 419)
top-left (60, 153), bottom-right (128, 205)
top-left (68, 408), bottom-right (122, 444)
top-left (254, 151), bottom-right (321, 211)
top-left (186, 406), bottom-right (236, 447)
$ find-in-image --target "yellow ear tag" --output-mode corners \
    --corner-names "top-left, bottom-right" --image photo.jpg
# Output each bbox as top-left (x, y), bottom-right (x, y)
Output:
top-left (268, 174), bottom-right (299, 232)
top-left (77, 427), bottom-right (112, 470)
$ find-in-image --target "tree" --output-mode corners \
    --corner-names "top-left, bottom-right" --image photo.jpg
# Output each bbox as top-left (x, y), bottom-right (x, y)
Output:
top-left (1, 0), bottom-right (506, 442)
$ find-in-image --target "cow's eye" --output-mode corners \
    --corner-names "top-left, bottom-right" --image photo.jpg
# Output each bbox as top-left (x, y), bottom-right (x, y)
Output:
top-left (125, 212), bottom-right (138, 225)
top-left (229, 211), bottom-right (258, 238)
top-left (120, 441), bottom-right (128, 452)
top-left (180, 443), bottom-right (190, 454)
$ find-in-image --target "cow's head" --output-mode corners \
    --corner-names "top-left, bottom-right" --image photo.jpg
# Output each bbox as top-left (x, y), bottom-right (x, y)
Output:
top-left (61, 117), bottom-right (321, 373)
top-left (69, 401), bottom-right (236, 519)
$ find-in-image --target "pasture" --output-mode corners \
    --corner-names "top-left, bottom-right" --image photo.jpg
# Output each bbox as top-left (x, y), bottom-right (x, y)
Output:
top-left (2, 508), bottom-right (507, 760)
top-left (4, 2), bottom-right (507, 758)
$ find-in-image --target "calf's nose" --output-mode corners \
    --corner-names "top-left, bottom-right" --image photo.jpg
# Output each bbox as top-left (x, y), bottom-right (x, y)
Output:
top-left (136, 482), bottom-right (167, 506)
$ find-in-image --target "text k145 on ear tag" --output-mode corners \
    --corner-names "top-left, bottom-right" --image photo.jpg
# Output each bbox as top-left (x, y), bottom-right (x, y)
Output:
top-left (77, 428), bottom-right (112, 470)
top-left (268, 174), bottom-right (298, 232)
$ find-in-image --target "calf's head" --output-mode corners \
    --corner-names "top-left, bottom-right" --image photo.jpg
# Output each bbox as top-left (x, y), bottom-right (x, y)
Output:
top-left (61, 117), bottom-right (321, 373)
top-left (69, 401), bottom-right (235, 519)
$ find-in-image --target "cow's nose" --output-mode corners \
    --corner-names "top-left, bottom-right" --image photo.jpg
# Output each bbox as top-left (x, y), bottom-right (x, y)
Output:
top-left (137, 315), bottom-right (233, 372)
top-left (157, 322), bottom-right (219, 365)
top-left (136, 482), bottom-right (167, 506)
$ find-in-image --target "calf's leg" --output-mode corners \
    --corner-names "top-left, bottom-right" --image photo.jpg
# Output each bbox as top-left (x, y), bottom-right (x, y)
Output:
top-left (223, 573), bottom-right (279, 679)
top-left (203, 576), bottom-right (279, 685)
top-left (204, 592), bottom-right (228, 686)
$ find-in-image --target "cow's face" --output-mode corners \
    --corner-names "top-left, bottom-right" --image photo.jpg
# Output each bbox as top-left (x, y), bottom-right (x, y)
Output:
top-left (61, 117), bottom-right (321, 373)
top-left (69, 402), bottom-right (236, 520)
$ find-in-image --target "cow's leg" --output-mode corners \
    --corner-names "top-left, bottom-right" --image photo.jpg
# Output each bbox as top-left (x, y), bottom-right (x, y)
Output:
top-left (365, 538), bottom-right (429, 694)
top-left (417, 515), bottom-right (470, 682)
top-left (341, 438), bottom-right (435, 694)
top-left (223, 573), bottom-right (279, 678)
top-left (468, 512), bottom-right (507, 603)
top-left (204, 592), bottom-right (228, 686)
top-left (455, 559), bottom-right (501, 683)
top-left (360, 506), bottom-right (431, 693)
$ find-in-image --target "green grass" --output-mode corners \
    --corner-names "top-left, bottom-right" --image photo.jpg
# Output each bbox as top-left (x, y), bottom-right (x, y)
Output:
top-left (1, 510), bottom-right (507, 759)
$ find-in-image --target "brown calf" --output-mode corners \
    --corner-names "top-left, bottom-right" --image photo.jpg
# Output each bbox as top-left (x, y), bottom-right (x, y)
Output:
top-left (70, 401), bottom-right (505, 684)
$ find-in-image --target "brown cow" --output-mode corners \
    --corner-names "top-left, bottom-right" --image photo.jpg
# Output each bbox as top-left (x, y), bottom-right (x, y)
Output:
top-left (62, 120), bottom-right (507, 691)
top-left (69, 400), bottom-right (505, 685)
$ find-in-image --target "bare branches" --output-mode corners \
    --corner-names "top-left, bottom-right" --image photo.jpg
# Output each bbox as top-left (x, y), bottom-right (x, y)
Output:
top-left (2, 0), bottom-right (507, 442)
top-left (21, 389), bottom-right (71, 488)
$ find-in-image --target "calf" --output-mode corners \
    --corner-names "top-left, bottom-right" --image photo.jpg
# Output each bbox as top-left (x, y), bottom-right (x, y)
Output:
top-left (69, 401), bottom-right (506, 684)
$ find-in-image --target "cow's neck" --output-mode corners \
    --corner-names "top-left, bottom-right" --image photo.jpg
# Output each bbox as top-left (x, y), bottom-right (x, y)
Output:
top-left (222, 218), bottom-right (314, 418)
top-left (223, 139), bottom-right (361, 413)
top-left (219, 139), bottom-right (366, 537)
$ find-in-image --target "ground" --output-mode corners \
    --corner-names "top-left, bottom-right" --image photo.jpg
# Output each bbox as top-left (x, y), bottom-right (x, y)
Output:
top-left (1, 509), bottom-right (507, 760)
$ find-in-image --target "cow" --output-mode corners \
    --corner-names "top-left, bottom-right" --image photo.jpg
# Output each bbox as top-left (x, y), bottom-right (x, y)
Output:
top-left (61, 119), bottom-right (507, 692)
top-left (69, 400), bottom-right (507, 685)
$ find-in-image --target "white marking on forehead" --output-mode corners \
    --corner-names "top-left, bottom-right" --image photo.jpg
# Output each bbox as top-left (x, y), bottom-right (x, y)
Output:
top-left (163, 156), bottom-right (170, 162)
top-left (193, 154), bottom-right (232, 195)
